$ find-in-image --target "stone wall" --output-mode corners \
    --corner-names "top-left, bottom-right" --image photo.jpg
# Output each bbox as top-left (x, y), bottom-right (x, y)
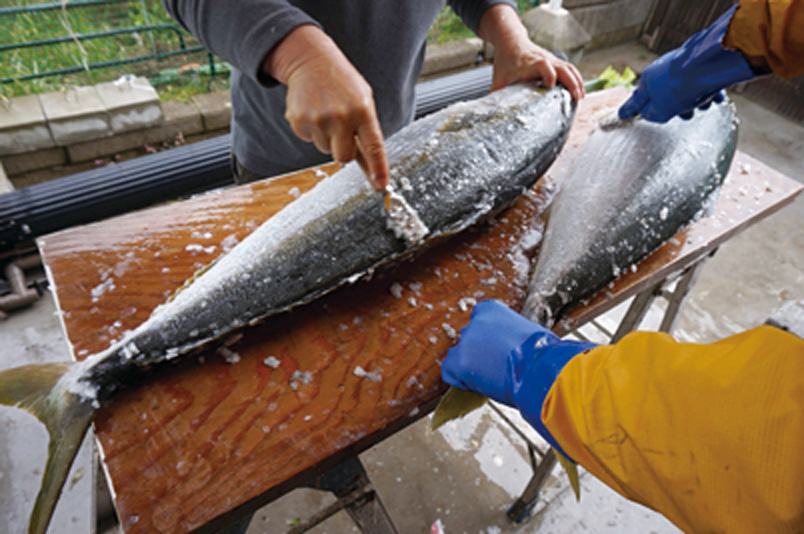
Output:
top-left (0, 76), bottom-right (233, 191)
top-left (0, 40), bottom-right (495, 192)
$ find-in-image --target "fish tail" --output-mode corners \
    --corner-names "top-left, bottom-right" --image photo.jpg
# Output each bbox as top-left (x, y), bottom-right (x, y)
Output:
top-left (0, 363), bottom-right (97, 534)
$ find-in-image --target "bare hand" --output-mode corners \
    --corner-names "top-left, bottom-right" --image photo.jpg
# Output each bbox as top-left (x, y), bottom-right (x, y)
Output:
top-left (479, 5), bottom-right (585, 100)
top-left (492, 40), bottom-right (585, 99)
top-left (264, 25), bottom-right (389, 190)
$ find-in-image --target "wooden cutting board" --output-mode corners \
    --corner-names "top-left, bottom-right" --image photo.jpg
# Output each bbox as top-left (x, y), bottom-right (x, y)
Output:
top-left (37, 87), bottom-right (802, 533)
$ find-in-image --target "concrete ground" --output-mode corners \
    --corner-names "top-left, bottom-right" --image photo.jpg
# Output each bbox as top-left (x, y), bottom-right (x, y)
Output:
top-left (1, 40), bottom-right (803, 534)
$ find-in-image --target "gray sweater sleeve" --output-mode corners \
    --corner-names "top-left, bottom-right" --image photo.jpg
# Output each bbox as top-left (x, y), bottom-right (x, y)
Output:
top-left (448, 0), bottom-right (518, 34)
top-left (161, 0), bottom-right (320, 85)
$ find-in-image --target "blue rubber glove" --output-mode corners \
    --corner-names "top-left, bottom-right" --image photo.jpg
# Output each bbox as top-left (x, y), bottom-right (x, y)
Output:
top-left (442, 300), bottom-right (595, 457)
top-left (618, 5), bottom-right (755, 123)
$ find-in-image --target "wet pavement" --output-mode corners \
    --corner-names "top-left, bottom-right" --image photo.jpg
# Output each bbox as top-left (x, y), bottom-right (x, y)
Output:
top-left (1, 41), bottom-right (803, 534)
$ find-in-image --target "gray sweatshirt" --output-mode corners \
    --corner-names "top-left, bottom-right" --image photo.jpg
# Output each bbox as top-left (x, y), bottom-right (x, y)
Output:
top-left (162, 0), bottom-right (515, 177)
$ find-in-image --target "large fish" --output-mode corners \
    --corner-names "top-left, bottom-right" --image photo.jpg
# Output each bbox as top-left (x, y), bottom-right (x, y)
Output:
top-left (523, 98), bottom-right (738, 325)
top-left (433, 99), bottom-right (738, 438)
top-left (0, 82), bottom-right (575, 534)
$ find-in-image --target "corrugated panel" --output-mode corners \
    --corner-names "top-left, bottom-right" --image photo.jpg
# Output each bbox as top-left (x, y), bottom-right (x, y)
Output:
top-left (642, 0), bottom-right (734, 53)
top-left (734, 76), bottom-right (804, 123)
top-left (562, 0), bottom-right (613, 8)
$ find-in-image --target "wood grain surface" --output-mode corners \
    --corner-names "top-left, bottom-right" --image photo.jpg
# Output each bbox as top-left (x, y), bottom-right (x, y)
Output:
top-left (37, 87), bottom-right (802, 533)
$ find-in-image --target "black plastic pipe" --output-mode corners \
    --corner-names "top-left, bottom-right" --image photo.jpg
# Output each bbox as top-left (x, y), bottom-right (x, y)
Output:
top-left (0, 65), bottom-right (493, 253)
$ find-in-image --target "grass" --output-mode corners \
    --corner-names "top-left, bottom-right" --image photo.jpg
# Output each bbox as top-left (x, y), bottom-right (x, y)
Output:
top-left (1, 0), bottom-right (539, 101)
top-left (0, 0), bottom-right (215, 99)
top-left (428, 1), bottom-right (540, 45)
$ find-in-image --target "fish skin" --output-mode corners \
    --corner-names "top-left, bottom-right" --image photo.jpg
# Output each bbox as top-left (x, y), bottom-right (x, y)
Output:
top-left (432, 99), bottom-right (738, 447)
top-left (0, 82), bottom-right (575, 534)
top-left (78, 83), bottom-right (575, 403)
top-left (523, 99), bottom-right (738, 327)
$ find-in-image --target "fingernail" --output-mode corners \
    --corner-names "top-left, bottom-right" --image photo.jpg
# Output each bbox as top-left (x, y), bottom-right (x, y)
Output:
top-left (369, 174), bottom-right (382, 190)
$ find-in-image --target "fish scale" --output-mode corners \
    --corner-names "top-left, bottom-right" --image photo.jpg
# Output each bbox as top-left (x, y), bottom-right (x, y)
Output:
top-left (524, 99), bottom-right (738, 326)
top-left (431, 98), bottom-right (739, 500)
top-left (0, 81), bottom-right (576, 534)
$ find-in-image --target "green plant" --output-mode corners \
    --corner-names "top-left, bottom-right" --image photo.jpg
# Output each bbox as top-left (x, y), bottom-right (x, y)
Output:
top-left (1, 0), bottom-right (541, 102)
top-left (0, 0), bottom-right (213, 99)
top-left (426, 1), bottom-right (540, 46)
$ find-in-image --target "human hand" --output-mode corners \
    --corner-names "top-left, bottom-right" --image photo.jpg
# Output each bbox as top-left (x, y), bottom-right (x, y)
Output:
top-left (618, 5), bottom-right (754, 123)
top-left (479, 4), bottom-right (584, 100)
top-left (264, 25), bottom-right (389, 190)
top-left (492, 40), bottom-right (585, 99)
top-left (442, 300), bottom-right (595, 458)
top-left (441, 300), bottom-right (561, 406)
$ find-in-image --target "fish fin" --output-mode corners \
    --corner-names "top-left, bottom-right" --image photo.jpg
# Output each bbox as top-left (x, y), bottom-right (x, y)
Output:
top-left (0, 363), bottom-right (97, 534)
top-left (0, 363), bottom-right (73, 417)
top-left (431, 387), bottom-right (488, 430)
top-left (168, 259), bottom-right (216, 303)
top-left (540, 205), bottom-right (551, 225)
top-left (555, 449), bottom-right (582, 501)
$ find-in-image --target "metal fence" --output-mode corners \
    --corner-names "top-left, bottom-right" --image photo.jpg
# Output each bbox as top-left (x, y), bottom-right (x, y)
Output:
top-left (0, 1), bottom-right (543, 100)
top-left (0, 0), bottom-right (228, 97)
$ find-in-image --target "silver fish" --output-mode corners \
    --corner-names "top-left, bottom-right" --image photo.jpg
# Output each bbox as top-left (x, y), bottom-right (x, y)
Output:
top-left (523, 98), bottom-right (738, 326)
top-left (0, 82), bottom-right (575, 534)
top-left (433, 99), bottom-right (738, 439)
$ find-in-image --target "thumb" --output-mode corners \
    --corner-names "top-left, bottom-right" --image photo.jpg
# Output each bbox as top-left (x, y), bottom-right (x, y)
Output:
top-left (618, 88), bottom-right (649, 120)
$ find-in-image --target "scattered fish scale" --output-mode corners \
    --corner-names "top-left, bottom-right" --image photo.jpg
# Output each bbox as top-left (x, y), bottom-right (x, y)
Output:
top-left (523, 99), bottom-right (738, 327)
top-left (0, 82), bottom-right (576, 534)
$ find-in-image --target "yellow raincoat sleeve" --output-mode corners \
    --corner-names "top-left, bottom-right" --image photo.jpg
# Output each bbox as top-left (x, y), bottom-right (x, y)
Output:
top-left (542, 325), bottom-right (804, 533)
top-left (725, 0), bottom-right (804, 77)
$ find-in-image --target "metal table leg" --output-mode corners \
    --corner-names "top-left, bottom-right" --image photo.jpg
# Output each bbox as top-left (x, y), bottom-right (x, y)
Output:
top-left (610, 279), bottom-right (665, 342)
top-left (504, 254), bottom-right (715, 524)
top-left (657, 260), bottom-right (707, 334)
top-left (506, 449), bottom-right (557, 523)
top-left (289, 456), bottom-right (399, 534)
